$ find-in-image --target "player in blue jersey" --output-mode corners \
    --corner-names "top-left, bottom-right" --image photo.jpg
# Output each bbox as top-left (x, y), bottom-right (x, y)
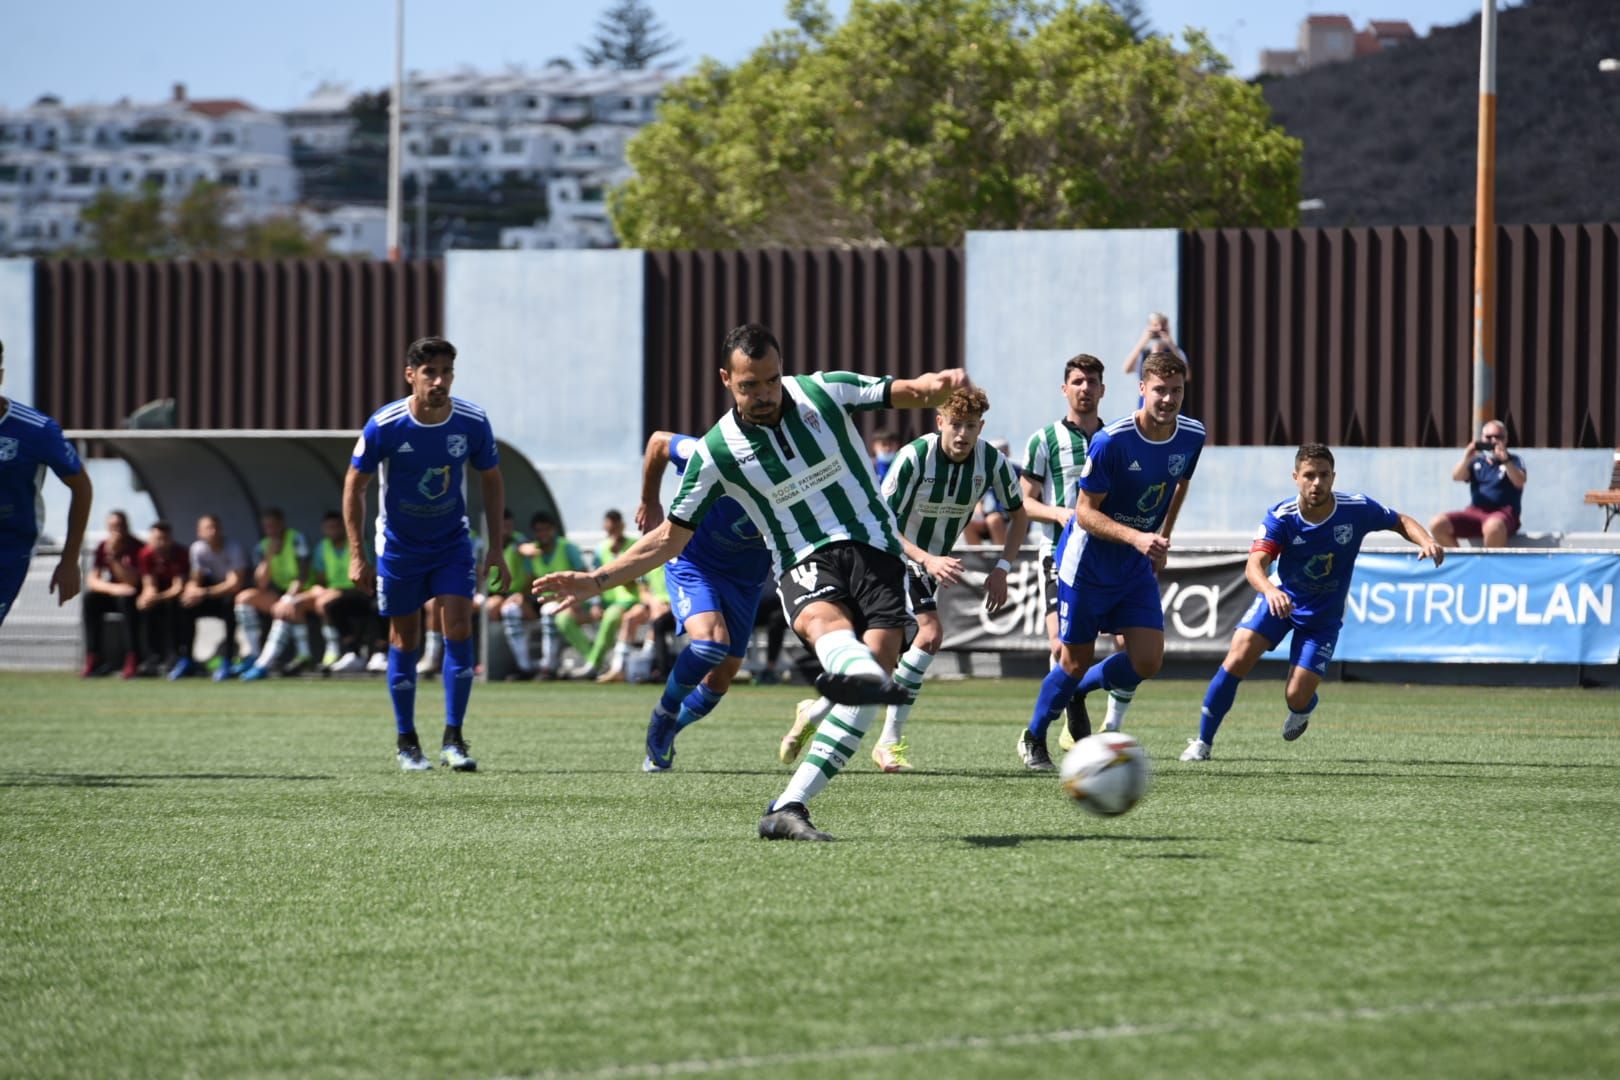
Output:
top-left (0, 340), bottom-right (92, 632)
top-left (1181, 444), bottom-right (1444, 761)
top-left (1019, 351), bottom-right (1204, 770)
top-left (633, 429), bottom-right (774, 772)
top-left (342, 336), bottom-right (508, 772)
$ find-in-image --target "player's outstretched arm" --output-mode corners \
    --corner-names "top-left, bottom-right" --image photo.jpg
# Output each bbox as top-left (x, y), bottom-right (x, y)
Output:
top-left (533, 520), bottom-right (694, 603)
top-left (342, 465), bottom-right (376, 595)
top-left (637, 431), bottom-right (675, 533)
top-left (50, 469), bottom-right (92, 605)
top-left (890, 369), bottom-right (972, 409)
top-left (1393, 513), bottom-right (1445, 567)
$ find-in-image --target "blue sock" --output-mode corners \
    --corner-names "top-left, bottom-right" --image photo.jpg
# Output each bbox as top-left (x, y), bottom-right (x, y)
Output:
top-left (443, 636), bottom-right (474, 730)
top-left (1027, 666), bottom-right (1083, 739)
top-left (676, 683), bottom-right (724, 731)
top-left (658, 640), bottom-right (728, 718)
top-left (1077, 651), bottom-right (1142, 698)
top-left (1200, 667), bottom-right (1242, 744)
top-left (387, 646), bottom-right (421, 735)
top-left (1291, 693), bottom-right (1319, 717)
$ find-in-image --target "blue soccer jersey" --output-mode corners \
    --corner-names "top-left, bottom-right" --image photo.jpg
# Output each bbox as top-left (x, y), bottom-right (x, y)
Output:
top-left (0, 400), bottom-right (83, 563)
top-left (1059, 413), bottom-right (1205, 585)
top-left (1251, 491), bottom-right (1400, 626)
top-left (667, 433), bottom-right (772, 587)
top-left (350, 396), bottom-right (498, 566)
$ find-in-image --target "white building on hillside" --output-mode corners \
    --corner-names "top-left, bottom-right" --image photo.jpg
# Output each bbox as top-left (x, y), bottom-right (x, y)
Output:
top-left (0, 84), bottom-right (303, 254)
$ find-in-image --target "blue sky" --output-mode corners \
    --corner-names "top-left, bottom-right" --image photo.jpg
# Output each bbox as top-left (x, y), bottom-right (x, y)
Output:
top-left (5, 1), bottom-right (1489, 112)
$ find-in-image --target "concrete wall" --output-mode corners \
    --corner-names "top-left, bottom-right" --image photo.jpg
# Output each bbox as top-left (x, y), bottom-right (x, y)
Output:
top-left (1177, 446), bottom-right (1616, 540)
top-left (0, 259), bottom-right (34, 405)
top-left (444, 249), bottom-right (644, 534)
top-left (964, 229), bottom-right (1180, 454)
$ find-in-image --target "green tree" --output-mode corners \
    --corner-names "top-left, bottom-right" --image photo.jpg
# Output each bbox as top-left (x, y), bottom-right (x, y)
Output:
top-left (583, 0), bottom-right (679, 69)
top-left (1107, 0), bottom-right (1152, 41)
top-left (79, 184), bottom-right (169, 259)
top-left (611, 0), bottom-right (1300, 249)
top-left (75, 183), bottom-right (328, 259)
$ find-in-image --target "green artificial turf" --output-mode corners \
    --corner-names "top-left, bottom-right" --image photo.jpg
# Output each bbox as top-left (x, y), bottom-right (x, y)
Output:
top-left (2, 673), bottom-right (1617, 1078)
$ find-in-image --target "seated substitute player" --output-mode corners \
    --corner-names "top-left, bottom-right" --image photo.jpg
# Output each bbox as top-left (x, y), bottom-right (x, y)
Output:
top-left (517, 512), bottom-right (593, 679)
top-left (343, 335), bottom-right (509, 772)
top-left (308, 510), bottom-right (377, 674)
top-left (235, 508), bottom-right (313, 679)
top-left (1019, 351), bottom-right (1204, 770)
top-left (181, 513), bottom-right (248, 680)
top-left (536, 322), bottom-right (968, 841)
top-left (135, 520), bottom-right (191, 674)
top-left (633, 429), bottom-right (774, 773)
top-left (0, 338), bottom-right (91, 634)
top-left (82, 510), bottom-right (143, 678)
top-left (780, 386), bottom-right (1029, 772)
top-left (1182, 444), bottom-right (1444, 761)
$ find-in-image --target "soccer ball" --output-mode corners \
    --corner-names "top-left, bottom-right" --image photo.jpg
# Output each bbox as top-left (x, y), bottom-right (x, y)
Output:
top-left (1059, 732), bottom-right (1152, 817)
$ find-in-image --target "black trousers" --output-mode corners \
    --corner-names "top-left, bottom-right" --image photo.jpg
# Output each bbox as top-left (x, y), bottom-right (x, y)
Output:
top-left (82, 592), bottom-right (140, 659)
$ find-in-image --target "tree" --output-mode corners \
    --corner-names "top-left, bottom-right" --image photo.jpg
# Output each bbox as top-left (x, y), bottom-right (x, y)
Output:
top-left (610, 0), bottom-right (1301, 249)
top-left (75, 183), bottom-right (328, 260)
top-left (1107, 0), bottom-right (1152, 41)
top-left (582, 0), bottom-right (679, 69)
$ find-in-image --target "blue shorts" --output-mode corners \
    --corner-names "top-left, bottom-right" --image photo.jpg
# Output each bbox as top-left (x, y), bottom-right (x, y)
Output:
top-left (667, 557), bottom-right (765, 659)
top-left (1238, 593), bottom-right (1339, 675)
top-left (377, 546), bottom-right (477, 618)
top-left (0, 557), bottom-right (27, 629)
top-left (1057, 564), bottom-right (1164, 644)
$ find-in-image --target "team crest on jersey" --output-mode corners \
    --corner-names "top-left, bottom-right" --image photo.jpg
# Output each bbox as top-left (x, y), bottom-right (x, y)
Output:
top-left (1304, 553), bottom-right (1335, 580)
top-left (1334, 524), bottom-right (1354, 545)
top-left (417, 466), bottom-right (452, 500)
top-left (1167, 453), bottom-right (1188, 477)
top-left (1136, 482), bottom-right (1167, 513)
top-left (801, 407), bottom-right (821, 434)
top-left (0, 437), bottom-right (16, 462)
top-left (447, 434), bottom-right (468, 458)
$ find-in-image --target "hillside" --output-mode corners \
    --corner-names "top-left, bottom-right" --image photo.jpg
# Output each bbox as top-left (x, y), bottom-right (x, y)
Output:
top-left (1261, 0), bottom-right (1620, 226)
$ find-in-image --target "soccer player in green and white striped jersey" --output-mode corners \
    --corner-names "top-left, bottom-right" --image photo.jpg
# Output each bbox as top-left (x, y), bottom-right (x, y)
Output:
top-left (1020, 353), bottom-right (1109, 749)
top-left (534, 322), bottom-right (971, 842)
top-left (869, 385), bottom-right (1028, 769)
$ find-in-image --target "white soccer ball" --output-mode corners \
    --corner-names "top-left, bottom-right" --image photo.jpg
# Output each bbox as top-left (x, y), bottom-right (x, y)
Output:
top-left (1059, 732), bottom-right (1153, 817)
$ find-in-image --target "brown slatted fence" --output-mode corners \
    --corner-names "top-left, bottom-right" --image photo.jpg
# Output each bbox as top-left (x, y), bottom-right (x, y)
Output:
top-left (33, 259), bottom-right (443, 431)
top-left (643, 248), bottom-right (962, 440)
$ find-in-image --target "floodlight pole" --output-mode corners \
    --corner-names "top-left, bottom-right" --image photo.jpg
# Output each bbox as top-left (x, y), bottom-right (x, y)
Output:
top-left (386, 0), bottom-right (405, 261)
top-left (1471, 1), bottom-right (1498, 431)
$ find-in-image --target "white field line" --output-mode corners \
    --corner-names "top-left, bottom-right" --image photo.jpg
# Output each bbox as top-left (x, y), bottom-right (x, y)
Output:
top-left (506, 989), bottom-right (1620, 1079)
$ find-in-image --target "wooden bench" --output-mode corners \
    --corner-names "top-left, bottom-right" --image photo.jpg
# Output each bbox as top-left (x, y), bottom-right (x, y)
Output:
top-left (1585, 450), bottom-right (1620, 531)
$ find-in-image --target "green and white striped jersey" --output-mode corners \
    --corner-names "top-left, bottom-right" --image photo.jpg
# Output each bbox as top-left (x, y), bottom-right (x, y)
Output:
top-left (668, 371), bottom-right (902, 575)
top-left (882, 434), bottom-right (1023, 557)
top-left (1022, 419), bottom-right (1093, 552)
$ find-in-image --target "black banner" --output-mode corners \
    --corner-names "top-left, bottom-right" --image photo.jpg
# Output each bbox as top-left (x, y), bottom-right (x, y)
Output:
top-left (937, 548), bottom-right (1256, 657)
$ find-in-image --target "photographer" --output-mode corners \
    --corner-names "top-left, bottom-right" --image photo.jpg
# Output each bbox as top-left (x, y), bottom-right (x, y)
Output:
top-left (1429, 419), bottom-right (1527, 549)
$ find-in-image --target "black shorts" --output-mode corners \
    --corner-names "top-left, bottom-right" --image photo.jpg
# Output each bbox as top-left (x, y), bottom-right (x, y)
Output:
top-left (904, 559), bottom-right (939, 615)
top-left (777, 541), bottom-right (909, 639)
top-left (1042, 554), bottom-right (1059, 616)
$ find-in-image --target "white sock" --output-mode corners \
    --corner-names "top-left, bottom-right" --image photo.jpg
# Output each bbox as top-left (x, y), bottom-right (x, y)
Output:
top-left (256, 620), bottom-right (289, 668)
top-left (423, 630), bottom-right (443, 664)
top-left (637, 636), bottom-right (657, 659)
top-left (237, 605), bottom-right (263, 657)
top-left (291, 621), bottom-right (312, 658)
top-left (322, 623), bottom-right (342, 657)
top-left (881, 646), bottom-right (935, 745)
top-left (802, 696), bottom-right (835, 725)
top-left (814, 628), bottom-right (885, 682)
top-left (539, 615), bottom-right (561, 670)
top-left (775, 703), bottom-right (876, 807)
top-left (1104, 689), bottom-right (1135, 731)
top-left (613, 640), bottom-right (632, 665)
top-left (502, 605), bottom-right (534, 672)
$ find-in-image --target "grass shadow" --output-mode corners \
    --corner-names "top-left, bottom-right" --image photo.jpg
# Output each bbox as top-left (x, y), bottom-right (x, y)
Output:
top-left (962, 833), bottom-right (1202, 848)
top-left (0, 771), bottom-right (335, 789)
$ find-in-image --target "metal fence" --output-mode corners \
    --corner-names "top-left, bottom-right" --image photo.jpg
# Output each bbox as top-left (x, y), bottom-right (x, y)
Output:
top-left (1179, 225), bottom-right (1619, 448)
top-left (33, 259), bottom-right (443, 431)
top-left (642, 248), bottom-right (963, 440)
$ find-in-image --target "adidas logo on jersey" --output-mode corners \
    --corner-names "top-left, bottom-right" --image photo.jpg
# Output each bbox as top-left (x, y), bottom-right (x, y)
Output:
top-left (1292, 535), bottom-right (1307, 544)
top-left (398, 441), bottom-right (414, 452)
top-left (1128, 460), bottom-right (1142, 471)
